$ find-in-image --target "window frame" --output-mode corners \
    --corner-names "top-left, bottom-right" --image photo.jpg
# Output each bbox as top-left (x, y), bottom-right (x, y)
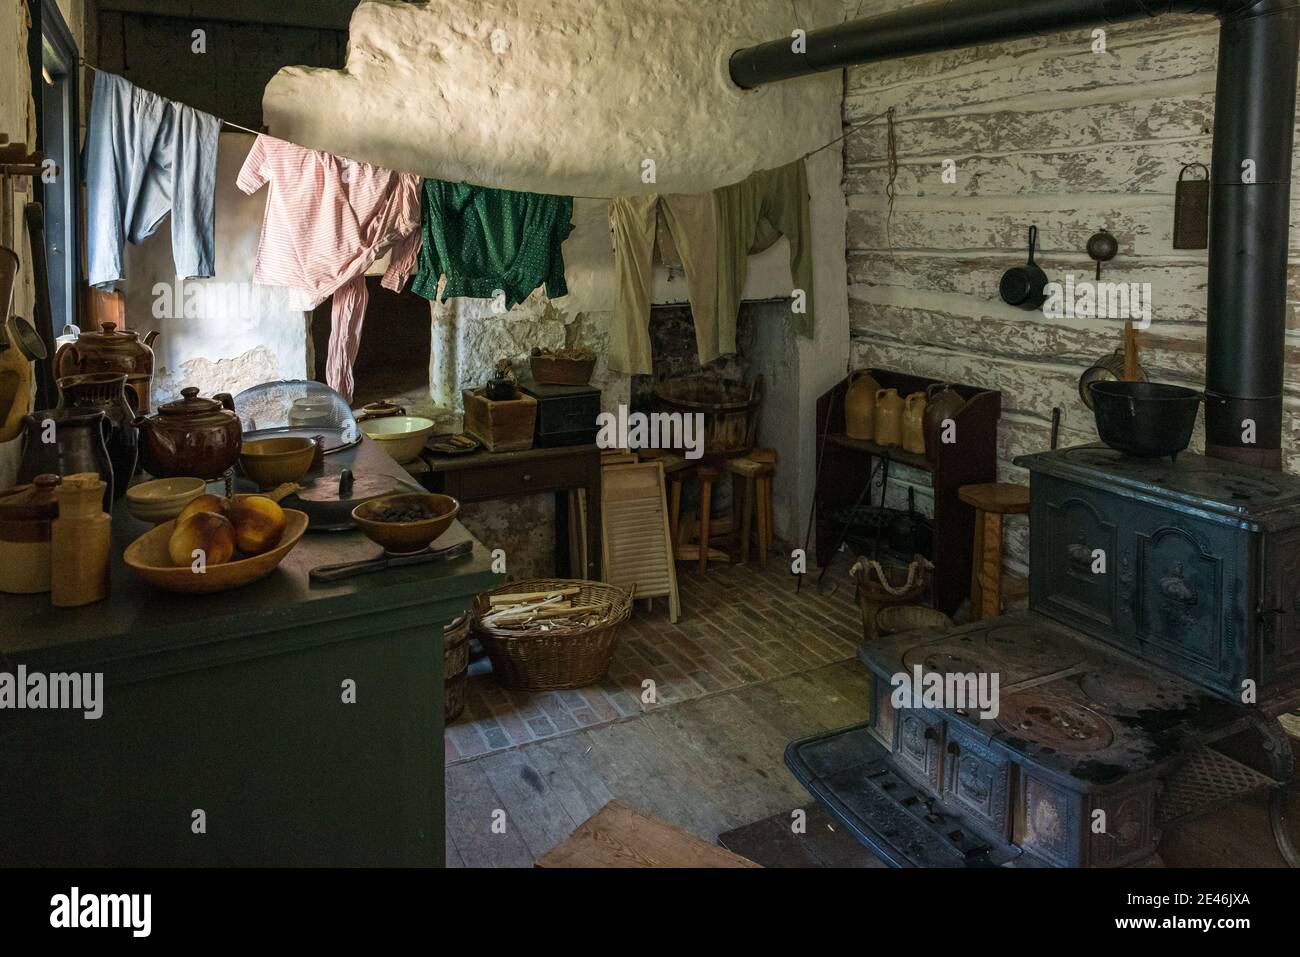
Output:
top-left (35, 0), bottom-right (81, 346)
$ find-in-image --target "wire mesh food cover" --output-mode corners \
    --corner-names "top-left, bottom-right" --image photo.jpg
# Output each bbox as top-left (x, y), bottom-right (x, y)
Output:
top-left (232, 380), bottom-right (359, 452)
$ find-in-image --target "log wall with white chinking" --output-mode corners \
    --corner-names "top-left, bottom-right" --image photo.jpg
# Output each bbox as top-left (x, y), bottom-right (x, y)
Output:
top-left (840, 0), bottom-right (1300, 572)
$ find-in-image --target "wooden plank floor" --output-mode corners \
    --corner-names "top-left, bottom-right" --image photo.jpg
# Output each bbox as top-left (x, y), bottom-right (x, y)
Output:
top-left (445, 658), bottom-right (872, 866)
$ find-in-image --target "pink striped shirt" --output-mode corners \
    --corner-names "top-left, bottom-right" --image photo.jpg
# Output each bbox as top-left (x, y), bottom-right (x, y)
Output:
top-left (237, 135), bottom-right (422, 400)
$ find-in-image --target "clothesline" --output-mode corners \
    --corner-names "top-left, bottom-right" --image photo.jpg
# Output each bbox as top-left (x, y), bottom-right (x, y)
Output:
top-left (76, 58), bottom-right (898, 200)
top-left (77, 57), bottom-right (262, 136)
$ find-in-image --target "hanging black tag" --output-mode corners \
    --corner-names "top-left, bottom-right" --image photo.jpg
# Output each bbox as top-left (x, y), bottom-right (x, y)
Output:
top-left (1174, 163), bottom-right (1209, 250)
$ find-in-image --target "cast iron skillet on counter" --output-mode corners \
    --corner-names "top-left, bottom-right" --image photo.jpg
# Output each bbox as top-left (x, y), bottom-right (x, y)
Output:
top-left (1088, 380), bottom-right (1201, 461)
top-left (1000, 225), bottom-right (1050, 310)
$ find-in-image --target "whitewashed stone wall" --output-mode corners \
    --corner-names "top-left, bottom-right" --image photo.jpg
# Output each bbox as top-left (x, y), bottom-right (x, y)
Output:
top-left (264, 0), bottom-right (842, 198)
top-left (842, 0), bottom-right (1300, 570)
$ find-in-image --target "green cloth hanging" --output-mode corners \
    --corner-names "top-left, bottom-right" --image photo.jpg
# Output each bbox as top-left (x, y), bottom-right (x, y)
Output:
top-left (410, 180), bottom-right (575, 308)
top-left (714, 158), bottom-right (815, 347)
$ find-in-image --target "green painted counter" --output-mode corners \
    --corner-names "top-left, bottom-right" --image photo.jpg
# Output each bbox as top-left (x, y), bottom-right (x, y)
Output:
top-left (0, 438), bottom-right (500, 866)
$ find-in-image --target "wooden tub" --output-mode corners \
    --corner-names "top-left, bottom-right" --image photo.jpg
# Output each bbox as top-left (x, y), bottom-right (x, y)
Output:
top-left (653, 375), bottom-right (762, 458)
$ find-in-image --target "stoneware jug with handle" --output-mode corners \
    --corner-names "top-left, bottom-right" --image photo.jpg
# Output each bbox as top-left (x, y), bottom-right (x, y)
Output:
top-left (844, 370), bottom-right (880, 440)
top-left (923, 383), bottom-right (967, 461)
top-left (902, 392), bottom-right (927, 455)
top-left (874, 388), bottom-right (904, 447)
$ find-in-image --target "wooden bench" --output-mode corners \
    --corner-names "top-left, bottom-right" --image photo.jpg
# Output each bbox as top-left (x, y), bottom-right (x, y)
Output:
top-left (536, 801), bottom-right (761, 868)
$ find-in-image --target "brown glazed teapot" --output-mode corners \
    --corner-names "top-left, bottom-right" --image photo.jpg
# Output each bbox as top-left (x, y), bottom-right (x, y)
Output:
top-left (54, 322), bottom-right (159, 414)
top-left (136, 387), bottom-right (242, 480)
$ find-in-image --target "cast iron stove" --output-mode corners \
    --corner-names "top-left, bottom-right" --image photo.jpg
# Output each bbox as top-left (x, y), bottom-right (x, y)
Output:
top-left (788, 445), bottom-right (1300, 867)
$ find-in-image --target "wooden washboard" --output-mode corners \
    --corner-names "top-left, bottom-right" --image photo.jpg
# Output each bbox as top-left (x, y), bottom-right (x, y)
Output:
top-left (601, 461), bottom-right (680, 622)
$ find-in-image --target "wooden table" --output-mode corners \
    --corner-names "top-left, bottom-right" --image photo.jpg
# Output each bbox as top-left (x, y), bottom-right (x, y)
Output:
top-left (0, 437), bottom-right (499, 866)
top-left (416, 443), bottom-right (602, 580)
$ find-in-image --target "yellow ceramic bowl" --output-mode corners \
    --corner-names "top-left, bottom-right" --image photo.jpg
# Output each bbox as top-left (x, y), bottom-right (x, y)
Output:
top-left (125, 476), bottom-right (207, 524)
top-left (359, 416), bottom-right (436, 463)
top-left (124, 509), bottom-right (309, 594)
top-left (239, 436), bottom-right (317, 487)
top-left (352, 493), bottom-right (459, 554)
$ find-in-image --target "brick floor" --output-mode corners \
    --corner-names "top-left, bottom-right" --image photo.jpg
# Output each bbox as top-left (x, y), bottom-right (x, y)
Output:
top-left (447, 556), bottom-right (862, 764)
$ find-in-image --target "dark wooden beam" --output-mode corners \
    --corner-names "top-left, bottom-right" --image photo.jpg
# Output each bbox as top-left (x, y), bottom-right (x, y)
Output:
top-left (96, 0), bottom-right (360, 31)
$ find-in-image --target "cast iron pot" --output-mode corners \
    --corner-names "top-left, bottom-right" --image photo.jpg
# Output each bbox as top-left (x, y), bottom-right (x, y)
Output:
top-left (1088, 380), bottom-right (1201, 460)
top-left (1000, 225), bottom-right (1049, 310)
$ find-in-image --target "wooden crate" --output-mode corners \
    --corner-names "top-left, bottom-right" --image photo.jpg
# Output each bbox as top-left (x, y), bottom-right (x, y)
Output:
top-left (462, 388), bottom-right (537, 452)
top-left (537, 801), bottom-right (760, 868)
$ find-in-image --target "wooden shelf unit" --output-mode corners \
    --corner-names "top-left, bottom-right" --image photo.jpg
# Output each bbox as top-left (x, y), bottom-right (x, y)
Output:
top-left (814, 369), bottom-right (1002, 616)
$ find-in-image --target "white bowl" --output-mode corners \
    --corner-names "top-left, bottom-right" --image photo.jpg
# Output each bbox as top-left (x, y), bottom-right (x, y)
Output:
top-left (359, 416), bottom-right (436, 463)
top-left (125, 477), bottom-right (207, 524)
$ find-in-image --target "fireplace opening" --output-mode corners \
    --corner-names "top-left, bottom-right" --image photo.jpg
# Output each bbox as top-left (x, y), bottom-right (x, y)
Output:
top-left (629, 302), bottom-right (756, 417)
top-left (310, 277), bottom-right (432, 409)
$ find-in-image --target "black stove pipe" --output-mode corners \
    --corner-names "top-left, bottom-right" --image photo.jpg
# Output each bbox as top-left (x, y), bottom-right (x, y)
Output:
top-left (731, 0), bottom-right (1300, 469)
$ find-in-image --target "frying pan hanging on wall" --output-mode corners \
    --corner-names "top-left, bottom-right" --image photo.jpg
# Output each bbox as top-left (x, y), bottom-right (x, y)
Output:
top-left (1000, 225), bottom-right (1050, 310)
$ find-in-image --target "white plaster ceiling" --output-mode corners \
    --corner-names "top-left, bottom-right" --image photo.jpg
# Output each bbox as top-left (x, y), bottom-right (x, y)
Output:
top-left (262, 0), bottom-right (842, 197)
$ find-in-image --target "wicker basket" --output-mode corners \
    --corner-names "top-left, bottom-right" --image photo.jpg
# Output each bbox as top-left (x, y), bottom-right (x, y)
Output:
top-left (472, 578), bottom-right (632, 690)
top-left (444, 612), bottom-right (472, 722)
top-left (529, 354), bottom-right (596, 386)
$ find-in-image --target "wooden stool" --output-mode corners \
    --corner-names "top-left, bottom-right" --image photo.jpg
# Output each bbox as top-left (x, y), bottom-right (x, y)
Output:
top-left (724, 449), bottom-right (777, 567)
top-left (662, 453), bottom-right (690, 544)
top-left (666, 461), bottom-right (728, 571)
top-left (958, 482), bottom-right (1030, 621)
top-left (695, 464), bottom-right (721, 572)
top-left (537, 800), bottom-right (759, 868)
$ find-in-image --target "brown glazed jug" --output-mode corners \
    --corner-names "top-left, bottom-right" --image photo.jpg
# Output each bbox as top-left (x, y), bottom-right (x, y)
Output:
top-left (16, 408), bottom-right (115, 510)
top-left (136, 387), bottom-right (243, 479)
top-left (924, 383), bottom-right (968, 460)
top-left (874, 388), bottom-right (904, 447)
top-left (56, 372), bottom-right (139, 497)
top-left (53, 322), bottom-right (159, 414)
top-left (844, 370), bottom-right (880, 440)
top-left (902, 392), bottom-right (927, 455)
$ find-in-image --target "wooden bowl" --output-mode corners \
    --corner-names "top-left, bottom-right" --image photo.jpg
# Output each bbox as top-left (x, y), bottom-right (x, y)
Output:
top-left (239, 436), bottom-right (316, 487)
top-left (358, 416), bottom-right (436, 463)
top-left (352, 493), bottom-right (459, 554)
top-left (124, 509), bottom-right (309, 594)
top-left (125, 477), bottom-right (207, 524)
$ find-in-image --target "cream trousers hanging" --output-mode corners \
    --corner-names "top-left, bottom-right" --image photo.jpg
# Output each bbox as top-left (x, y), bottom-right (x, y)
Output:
top-left (608, 194), bottom-right (719, 375)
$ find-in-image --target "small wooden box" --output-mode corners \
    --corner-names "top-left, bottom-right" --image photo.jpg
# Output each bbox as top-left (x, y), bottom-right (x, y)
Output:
top-left (462, 388), bottom-right (538, 452)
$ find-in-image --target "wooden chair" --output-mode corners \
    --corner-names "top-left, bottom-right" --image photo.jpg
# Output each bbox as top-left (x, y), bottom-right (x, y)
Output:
top-left (958, 482), bottom-right (1030, 621)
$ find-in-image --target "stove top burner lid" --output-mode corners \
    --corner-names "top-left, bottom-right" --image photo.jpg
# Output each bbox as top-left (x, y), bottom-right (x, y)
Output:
top-left (996, 692), bottom-right (1116, 752)
top-left (1015, 445), bottom-right (1300, 516)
